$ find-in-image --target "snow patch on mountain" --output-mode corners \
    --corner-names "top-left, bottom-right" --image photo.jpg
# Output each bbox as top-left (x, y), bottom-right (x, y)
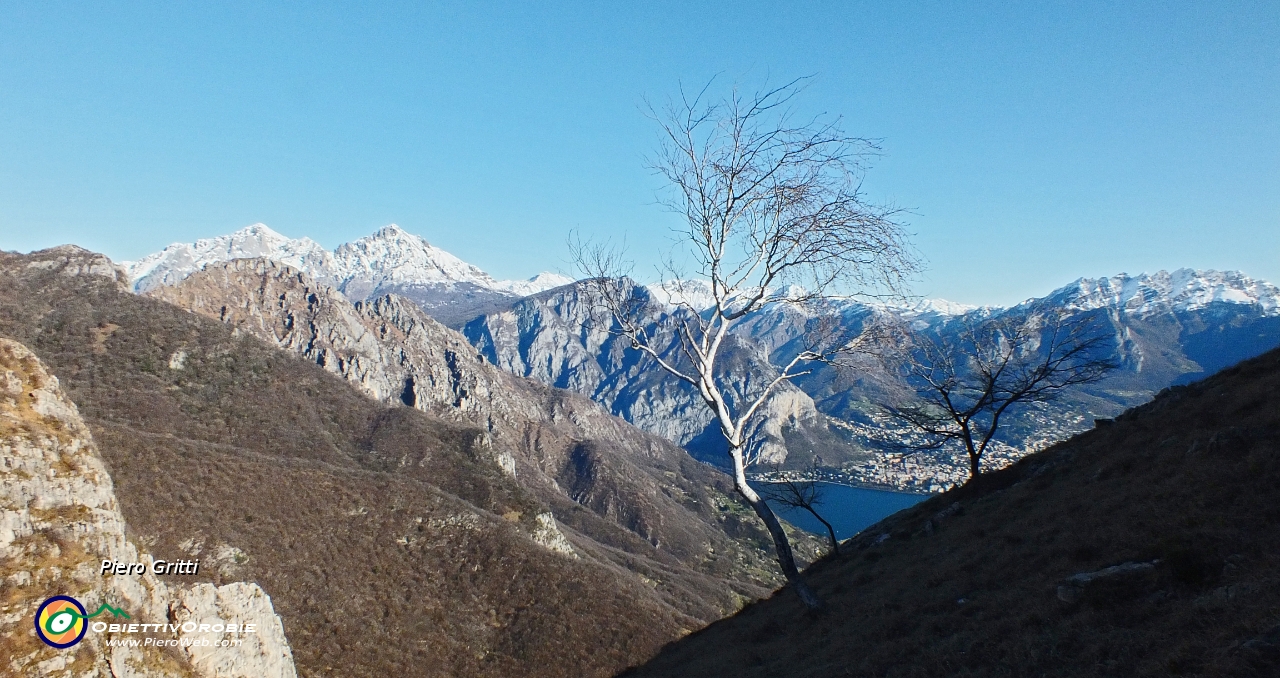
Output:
top-left (646, 281), bottom-right (821, 314)
top-left (331, 224), bottom-right (500, 298)
top-left (896, 298), bottom-right (981, 317)
top-left (496, 271), bottom-right (576, 296)
top-left (123, 224), bottom-right (336, 293)
top-left (647, 279), bottom-right (719, 311)
top-left (122, 223), bottom-right (573, 299)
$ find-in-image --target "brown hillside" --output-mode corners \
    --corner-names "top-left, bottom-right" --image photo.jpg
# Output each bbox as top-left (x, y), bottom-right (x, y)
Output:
top-left (0, 246), bottom-right (793, 678)
top-left (623, 347), bottom-right (1280, 677)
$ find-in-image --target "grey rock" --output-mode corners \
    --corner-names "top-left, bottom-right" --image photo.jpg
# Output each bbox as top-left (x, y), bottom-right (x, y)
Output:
top-left (462, 280), bottom-right (831, 468)
top-left (464, 270), bottom-right (1280, 490)
top-left (0, 338), bottom-right (297, 678)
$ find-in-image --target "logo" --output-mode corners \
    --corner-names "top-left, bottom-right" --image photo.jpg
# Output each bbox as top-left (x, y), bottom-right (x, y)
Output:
top-left (35, 596), bottom-right (130, 649)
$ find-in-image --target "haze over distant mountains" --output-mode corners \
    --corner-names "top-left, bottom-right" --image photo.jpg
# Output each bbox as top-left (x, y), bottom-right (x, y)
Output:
top-left (122, 224), bottom-right (1280, 490)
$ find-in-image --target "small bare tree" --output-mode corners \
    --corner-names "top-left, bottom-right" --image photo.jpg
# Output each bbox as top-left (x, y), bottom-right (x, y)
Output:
top-left (883, 307), bottom-right (1118, 481)
top-left (760, 462), bottom-right (840, 555)
top-left (573, 78), bottom-right (916, 609)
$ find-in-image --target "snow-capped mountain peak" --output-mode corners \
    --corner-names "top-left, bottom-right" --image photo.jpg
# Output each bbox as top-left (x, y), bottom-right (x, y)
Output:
top-left (1046, 269), bottom-right (1280, 317)
top-left (891, 298), bottom-right (981, 317)
top-left (123, 223), bottom-right (576, 302)
top-left (647, 279), bottom-right (719, 311)
top-left (123, 223), bottom-right (335, 293)
top-left (494, 272), bottom-right (576, 296)
top-left (333, 223), bottom-right (498, 290)
top-left (645, 281), bottom-right (823, 313)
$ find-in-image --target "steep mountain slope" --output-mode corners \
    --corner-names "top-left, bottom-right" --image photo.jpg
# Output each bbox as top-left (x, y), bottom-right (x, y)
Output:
top-left (0, 247), bottom-right (785, 678)
top-left (776, 269), bottom-right (1280, 486)
top-left (1037, 269), bottom-right (1280, 383)
top-left (127, 224), bottom-right (1280, 489)
top-left (461, 279), bottom-right (846, 470)
top-left (623, 346), bottom-right (1280, 677)
top-left (148, 258), bottom-right (797, 609)
top-left (123, 224), bottom-right (573, 325)
top-left (123, 224), bottom-right (340, 293)
top-left (331, 225), bottom-right (572, 322)
top-left (0, 338), bottom-right (297, 678)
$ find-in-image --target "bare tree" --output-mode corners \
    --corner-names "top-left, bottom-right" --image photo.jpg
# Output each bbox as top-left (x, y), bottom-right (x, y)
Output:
top-left (882, 307), bottom-right (1118, 481)
top-left (760, 462), bottom-right (840, 555)
top-left (573, 78), bottom-right (917, 609)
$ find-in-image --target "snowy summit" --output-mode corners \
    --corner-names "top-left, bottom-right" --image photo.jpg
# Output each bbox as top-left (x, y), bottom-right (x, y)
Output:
top-left (123, 223), bottom-right (573, 299)
top-left (1041, 269), bottom-right (1280, 317)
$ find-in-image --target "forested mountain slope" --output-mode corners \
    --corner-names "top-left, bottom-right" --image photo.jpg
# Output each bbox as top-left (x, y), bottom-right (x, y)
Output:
top-left (0, 338), bottom-right (297, 677)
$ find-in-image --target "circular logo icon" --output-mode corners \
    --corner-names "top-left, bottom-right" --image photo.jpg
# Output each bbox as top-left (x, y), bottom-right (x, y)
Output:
top-left (35, 596), bottom-right (88, 649)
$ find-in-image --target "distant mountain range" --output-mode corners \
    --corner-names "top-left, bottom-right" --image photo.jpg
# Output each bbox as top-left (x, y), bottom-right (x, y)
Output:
top-left (123, 225), bottom-right (1280, 490)
top-left (123, 224), bottom-right (574, 325)
top-left (459, 269), bottom-right (1280, 489)
top-left (749, 269), bottom-right (1280, 487)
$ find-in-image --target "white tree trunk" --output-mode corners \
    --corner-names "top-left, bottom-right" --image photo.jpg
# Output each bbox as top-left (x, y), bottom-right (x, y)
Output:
top-left (729, 445), bottom-right (823, 609)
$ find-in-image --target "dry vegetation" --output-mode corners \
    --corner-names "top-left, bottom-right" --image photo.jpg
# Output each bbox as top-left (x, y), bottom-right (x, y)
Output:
top-left (0, 247), bottom-right (800, 678)
top-left (624, 347), bottom-right (1280, 677)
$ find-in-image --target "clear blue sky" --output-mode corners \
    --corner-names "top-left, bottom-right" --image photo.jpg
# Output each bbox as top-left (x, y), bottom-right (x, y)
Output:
top-left (1, 1), bottom-right (1276, 305)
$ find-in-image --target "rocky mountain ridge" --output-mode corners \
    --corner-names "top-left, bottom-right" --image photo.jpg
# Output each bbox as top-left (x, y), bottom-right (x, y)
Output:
top-left (461, 278), bottom-right (840, 469)
top-left (120, 224), bottom-right (1280, 489)
top-left (147, 258), bottom-right (804, 614)
top-left (1042, 268), bottom-right (1280, 317)
top-left (0, 337), bottom-right (297, 678)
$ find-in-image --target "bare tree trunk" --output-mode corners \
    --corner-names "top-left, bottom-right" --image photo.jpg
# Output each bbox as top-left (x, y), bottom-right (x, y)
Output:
top-left (968, 452), bottom-right (981, 479)
top-left (804, 508), bottom-right (840, 556)
top-left (730, 447), bottom-right (823, 610)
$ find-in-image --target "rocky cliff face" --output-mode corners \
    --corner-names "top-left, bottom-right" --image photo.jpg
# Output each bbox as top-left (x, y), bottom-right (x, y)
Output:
top-left (460, 270), bottom-right (1280, 490)
top-left (753, 271), bottom-right (1280, 486)
top-left (461, 280), bottom-right (836, 468)
top-left (0, 338), bottom-right (297, 678)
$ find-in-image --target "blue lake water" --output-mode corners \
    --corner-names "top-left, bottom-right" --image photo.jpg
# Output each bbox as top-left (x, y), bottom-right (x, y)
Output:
top-left (757, 482), bottom-right (930, 541)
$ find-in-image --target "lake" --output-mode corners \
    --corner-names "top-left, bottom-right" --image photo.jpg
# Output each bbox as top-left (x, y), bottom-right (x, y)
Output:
top-left (757, 482), bottom-right (930, 541)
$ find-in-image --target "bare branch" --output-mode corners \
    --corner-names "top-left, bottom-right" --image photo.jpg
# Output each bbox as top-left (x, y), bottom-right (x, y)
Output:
top-left (881, 306), bottom-right (1119, 481)
top-left (759, 461), bottom-right (840, 555)
top-left (573, 77), bottom-right (919, 609)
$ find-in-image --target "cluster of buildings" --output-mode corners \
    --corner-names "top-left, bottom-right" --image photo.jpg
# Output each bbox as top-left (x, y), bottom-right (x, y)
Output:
top-left (756, 410), bottom-right (1093, 494)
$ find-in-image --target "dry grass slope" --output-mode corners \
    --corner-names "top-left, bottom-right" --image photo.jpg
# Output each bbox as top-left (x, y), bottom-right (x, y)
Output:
top-left (624, 347), bottom-right (1280, 677)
